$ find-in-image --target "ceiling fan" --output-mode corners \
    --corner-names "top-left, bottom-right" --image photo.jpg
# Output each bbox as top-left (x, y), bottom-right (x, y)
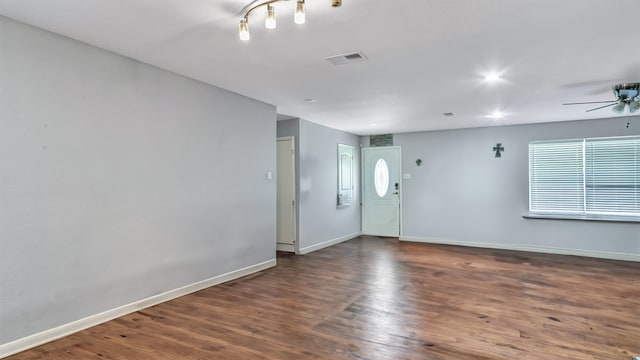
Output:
top-left (563, 82), bottom-right (640, 113)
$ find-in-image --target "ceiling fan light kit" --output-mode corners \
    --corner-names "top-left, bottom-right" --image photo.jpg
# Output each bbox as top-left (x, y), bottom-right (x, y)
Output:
top-left (239, 0), bottom-right (341, 41)
top-left (612, 102), bottom-right (627, 113)
top-left (564, 82), bottom-right (640, 114)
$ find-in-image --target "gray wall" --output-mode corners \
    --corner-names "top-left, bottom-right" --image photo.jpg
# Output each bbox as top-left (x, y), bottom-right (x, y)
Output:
top-left (381, 117), bottom-right (640, 259)
top-left (299, 120), bottom-right (361, 252)
top-left (277, 119), bottom-right (361, 253)
top-left (0, 16), bottom-right (276, 344)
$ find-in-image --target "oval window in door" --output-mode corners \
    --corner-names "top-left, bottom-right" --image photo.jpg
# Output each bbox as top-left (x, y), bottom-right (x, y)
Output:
top-left (374, 159), bottom-right (389, 197)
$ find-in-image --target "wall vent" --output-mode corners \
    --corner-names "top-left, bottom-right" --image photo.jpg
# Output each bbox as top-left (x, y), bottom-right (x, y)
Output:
top-left (325, 51), bottom-right (368, 65)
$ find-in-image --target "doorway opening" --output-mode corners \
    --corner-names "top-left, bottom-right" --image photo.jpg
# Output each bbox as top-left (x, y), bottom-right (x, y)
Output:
top-left (276, 136), bottom-right (296, 252)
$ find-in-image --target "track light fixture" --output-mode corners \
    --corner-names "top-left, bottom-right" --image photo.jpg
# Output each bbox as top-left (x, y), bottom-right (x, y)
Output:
top-left (239, 0), bottom-right (341, 41)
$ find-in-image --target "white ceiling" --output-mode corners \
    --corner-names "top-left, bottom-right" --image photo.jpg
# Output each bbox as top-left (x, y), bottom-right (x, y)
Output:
top-left (2, 0), bottom-right (640, 135)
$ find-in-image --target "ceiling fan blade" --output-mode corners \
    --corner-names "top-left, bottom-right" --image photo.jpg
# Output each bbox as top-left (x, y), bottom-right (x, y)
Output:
top-left (563, 100), bottom-right (618, 105)
top-left (629, 100), bottom-right (640, 113)
top-left (585, 102), bottom-right (620, 112)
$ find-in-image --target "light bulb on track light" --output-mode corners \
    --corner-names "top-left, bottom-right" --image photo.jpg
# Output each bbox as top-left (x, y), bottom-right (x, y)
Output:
top-left (239, 19), bottom-right (250, 40)
top-left (265, 4), bottom-right (276, 29)
top-left (295, 0), bottom-right (305, 24)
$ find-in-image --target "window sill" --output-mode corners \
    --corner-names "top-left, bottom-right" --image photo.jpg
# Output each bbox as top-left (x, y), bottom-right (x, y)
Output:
top-left (523, 213), bottom-right (640, 224)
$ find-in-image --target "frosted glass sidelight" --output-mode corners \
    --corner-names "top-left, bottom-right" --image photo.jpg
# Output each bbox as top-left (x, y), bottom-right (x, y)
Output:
top-left (337, 143), bottom-right (354, 206)
top-left (374, 159), bottom-right (389, 198)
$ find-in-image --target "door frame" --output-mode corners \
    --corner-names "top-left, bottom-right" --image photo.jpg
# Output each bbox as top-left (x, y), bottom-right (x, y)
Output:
top-left (361, 146), bottom-right (402, 237)
top-left (276, 136), bottom-right (297, 252)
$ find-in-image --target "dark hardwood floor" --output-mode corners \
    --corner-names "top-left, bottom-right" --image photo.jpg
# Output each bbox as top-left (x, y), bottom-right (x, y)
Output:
top-left (7, 236), bottom-right (640, 359)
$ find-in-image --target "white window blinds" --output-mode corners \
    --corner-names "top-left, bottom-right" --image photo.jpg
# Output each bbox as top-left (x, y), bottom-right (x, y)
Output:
top-left (529, 139), bottom-right (584, 213)
top-left (529, 136), bottom-right (640, 218)
top-left (585, 137), bottom-right (640, 215)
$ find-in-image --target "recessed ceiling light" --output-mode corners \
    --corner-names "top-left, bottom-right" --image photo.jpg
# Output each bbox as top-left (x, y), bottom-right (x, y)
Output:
top-left (484, 72), bottom-right (502, 83)
top-left (443, 112), bottom-right (455, 117)
top-left (303, 98), bottom-right (316, 103)
top-left (369, 123), bottom-right (377, 127)
top-left (488, 110), bottom-right (505, 119)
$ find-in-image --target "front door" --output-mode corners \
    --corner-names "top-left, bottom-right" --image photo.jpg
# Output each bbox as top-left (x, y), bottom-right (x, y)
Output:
top-left (362, 146), bottom-right (401, 237)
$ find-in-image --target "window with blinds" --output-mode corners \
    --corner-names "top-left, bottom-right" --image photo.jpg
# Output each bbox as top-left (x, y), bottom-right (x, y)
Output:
top-left (529, 136), bottom-right (640, 218)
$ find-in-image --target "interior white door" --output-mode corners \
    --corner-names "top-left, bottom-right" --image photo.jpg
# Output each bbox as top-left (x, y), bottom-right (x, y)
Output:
top-left (276, 137), bottom-right (296, 252)
top-left (362, 146), bottom-right (401, 237)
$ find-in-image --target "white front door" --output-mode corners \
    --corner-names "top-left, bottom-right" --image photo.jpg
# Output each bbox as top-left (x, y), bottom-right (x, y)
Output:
top-left (277, 137), bottom-right (296, 252)
top-left (362, 146), bottom-right (401, 237)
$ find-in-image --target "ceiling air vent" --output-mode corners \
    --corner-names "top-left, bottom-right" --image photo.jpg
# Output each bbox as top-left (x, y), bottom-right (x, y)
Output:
top-left (325, 51), bottom-right (368, 65)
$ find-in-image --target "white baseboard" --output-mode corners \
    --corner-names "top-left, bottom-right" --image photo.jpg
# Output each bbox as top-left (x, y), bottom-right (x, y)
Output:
top-left (0, 259), bottom-right (276, 359)
top-left (298, 231), bottom-right (361, 255)
top-left (400, 236), bottom-right (640, 262)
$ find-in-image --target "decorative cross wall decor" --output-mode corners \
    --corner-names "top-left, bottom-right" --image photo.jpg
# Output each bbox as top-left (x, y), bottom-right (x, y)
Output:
top-left (493, 143), bottom-right (504, 158)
